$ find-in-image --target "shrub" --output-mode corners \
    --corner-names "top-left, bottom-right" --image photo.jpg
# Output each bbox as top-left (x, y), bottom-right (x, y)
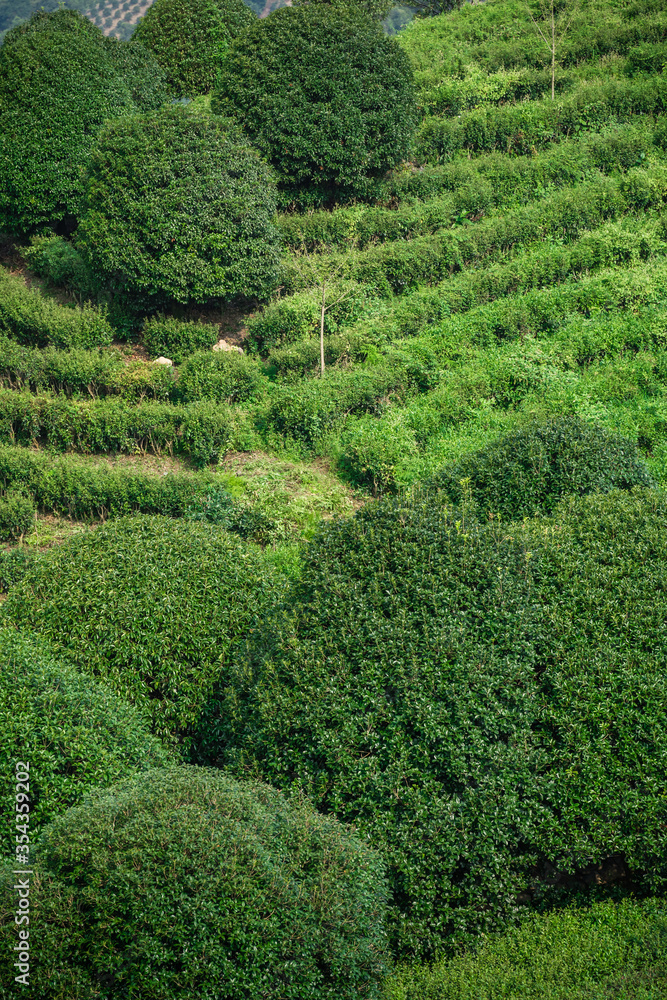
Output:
top-left (177, 349), bottom-right (265, 403)
top-left (428, 416), bottom-right (654, 520)
top-left (76, 106), bottom-right (281, 310)
top-left (213, 3), bottom-right (417, 207)
top-left (142, 315), bottom-right (219, 362)
top-left (0, 10), bottom-right (167, 236)
top-left (0, 268), bottom-right (114, 350)
top-left (3, 515), bottom-right (273, 741)
top-left (384, 898), bottom-right (667, 1000)
top-left (22, 235), bottom-right (104, 303)
top-left (0, 338), bottom-right (174, 402)
top-left (338, 413), bottom-right (418, 494)
top-left (133, 0), bottom-right (255, 96)
top-left (0, 766), bottom-right (388, 999)
top-left (0, 446), bottom-right (215, 520)
top-left (0, 546), bottom-right (34, 593)
top-left (193, 488), bottom-right (667, 958)
top-left (0, 487), bottom-right (34, 541)
top-left (0, 628), bottom-right (174, 858)
top-left (180, 400), bottom-right (234, 466)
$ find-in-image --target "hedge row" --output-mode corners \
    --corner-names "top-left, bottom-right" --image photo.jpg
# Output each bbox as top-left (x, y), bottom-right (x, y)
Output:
top-left (0, 267), bottom-right (114, 349)
top-left (362, 218), bottom-right (667, 340)
top-left (0, 446), bottom-right (215, 519)
top-left (266, 354), bottom-right (438, 445)
top-left (0, 392), bottom-right (244, 466)
top-left (0, 339), bottom-right (266, 404)
top-left (277, 121), bottom-right (654, 249)
top-left (0, 338), bottom-right (174, 401)
top-left (414, 76), bottom-right (666, 163)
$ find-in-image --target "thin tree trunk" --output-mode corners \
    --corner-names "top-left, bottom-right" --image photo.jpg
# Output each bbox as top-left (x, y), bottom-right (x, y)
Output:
top-left (320, 281), bottom-right (326, 376)
top-left (551, 9), bottom-right (555, 100)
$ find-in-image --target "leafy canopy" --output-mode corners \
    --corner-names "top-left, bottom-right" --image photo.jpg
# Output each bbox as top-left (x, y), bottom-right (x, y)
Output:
top-left (0, 767), bottom-right (389, 999)
top-left (0, 628), bottom-right (173, 858)
top-left (194, 487), bottom-right (667, 959)
top-left (0, 10), bottom-right (168, 236)
top-left (132, 0), bottom-right (256, 98)
top-left (75, 106), bottom-right (281, 310)
top-left (213, 3), bottom-right (418, 207)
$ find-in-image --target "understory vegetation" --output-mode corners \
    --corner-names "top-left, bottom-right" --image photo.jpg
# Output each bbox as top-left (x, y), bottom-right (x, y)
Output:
top-left (1, 0), bottom-right (666, 996)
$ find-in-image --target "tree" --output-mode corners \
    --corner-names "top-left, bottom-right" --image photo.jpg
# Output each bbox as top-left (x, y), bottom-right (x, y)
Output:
top-left (132, 0), bottom-right (256, 98)
top-left (525, 0), bottom-right (580, 100)
top-left (0, 10), bottom-right (167, 237)
top-left (75, 106), bottom-right (281, 311)
top-left (287, 242), bottom-right (358, 375)
top-left (213, 3), bottom-right (418, 207)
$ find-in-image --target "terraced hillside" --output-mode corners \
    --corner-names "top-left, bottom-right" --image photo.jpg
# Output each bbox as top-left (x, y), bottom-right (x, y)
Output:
top-left (1, 0), bottom-right (667, 996)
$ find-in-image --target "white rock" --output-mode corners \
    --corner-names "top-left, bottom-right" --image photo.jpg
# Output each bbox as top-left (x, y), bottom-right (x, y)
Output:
top-left (152, 356), bottom-right (173, 366)
top-left (213, 338), bottom-right (243, 354)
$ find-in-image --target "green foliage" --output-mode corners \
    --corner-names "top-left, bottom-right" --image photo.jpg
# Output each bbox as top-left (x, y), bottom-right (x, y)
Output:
top-left (384, 898), bottom-right (667, 1000)
top-left (177, 349), bottom-right (266, 403)
top-left (338, 412), bottom-right (417, 493)
top-left (428, 416), bottom-right (654, 519)
top-left (193, 488), bottom-right (667, 959)
top-left (0, 486), bottom-right (34, 540)
top-left (3, 515), bottom-right (274, 740)
top-left (76, 106), bottom-right (281, 310)
top-left (413, 77), bottom-right (666, 163)
top-left (22, 235), bottom-right (105, 303)
top-left (0, 338), bottom-right (174, 402)
top-left (213, 4), bottom-right (418, 207)
top-left (0, 446), bottom-right (215, 520)
top-left (0, 545), bottom-right (34, 592)
top-left (132, 0), bottom-right (254, 97)
top-left (0, 267), bottom-right (114, 350)
top-left (0, 766), bottom-right (388, 999)
top-left (0, 10), bottom-right (168, 236)
top-left (0, 628), bottom-right (174, 858)
top-left (142, 314), bottom-right (219, 362)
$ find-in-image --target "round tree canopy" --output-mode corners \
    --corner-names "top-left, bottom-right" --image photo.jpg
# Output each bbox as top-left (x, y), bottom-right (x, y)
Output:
top-left (75, 106), bottom-right (281, 309)
top-left (213, 3), bottom-right (418, 206)
top-left (132, 0), bottom-right (256, 97)
top-left (0, 10), bottom-right (168, 236)
top-left (4, 766), bottom-right (389, 999)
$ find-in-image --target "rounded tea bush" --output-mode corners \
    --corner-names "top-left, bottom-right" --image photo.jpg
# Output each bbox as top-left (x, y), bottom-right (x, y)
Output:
top-left (428, 416), bottom-right (653, 521)
top-left (0, 10), bottom-right (167, 236)
top-left (194, 488), bottom-right (667, 959)
top-left (3, 515), bottom-right (275, 742)
top-left (76, 106), bottom-right (281, 310)
top-left (0, 628), bottom-right (174, 858)
top-left (0, 487), bottom-right (35, 541)
top-left (0, 767), bottom-right (389, 999)
top-left (133, 0), bottom-right (255, 97)
top-left (213, 3), bottom-right (417, 207)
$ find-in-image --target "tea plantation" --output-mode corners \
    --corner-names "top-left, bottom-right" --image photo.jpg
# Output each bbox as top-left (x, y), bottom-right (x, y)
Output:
top-left (0, 0), bottom-right (666, 996)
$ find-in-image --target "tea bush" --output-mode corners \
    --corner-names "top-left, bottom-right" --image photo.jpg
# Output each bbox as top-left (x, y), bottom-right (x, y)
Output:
top-left (3, 515), bottom-right (274, 741)
top-left (142, 315), bottom-right (219, 363)
top-left (384, 897), bottom-right (667, 1000)
top-left (0, 268), bottom-right (114, 350)
top-left (76, 106), bottom-right (281, 311)
top-left (177, 350), bottom-right (266, 403)
top-left (428, 416), bottom-right (654, 519)
top-left (0, 10), bottom-right (167, 236)
top-left (0, 447), bottom-right (214, 520)
top-left (213, 3), bottom-right (417, 207)
top-left (23, 235), bottom-right (105, 303)
top-left (0, 628), bottom-right (174, 858)
top-left (132, 0), bottom-right (254, 97)
top-left (193, 488), bottom-right (667, 958)
top-left (0, 486), bottom-right (34, 541)
top-left (0, 766), bottom-right (388, 999)
top-left (0, 546), bottom-right (34, 592)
